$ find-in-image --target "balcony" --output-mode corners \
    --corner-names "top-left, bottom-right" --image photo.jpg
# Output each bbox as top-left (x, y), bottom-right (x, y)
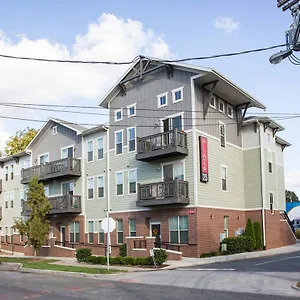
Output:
top-left (21, 158), bottom-right (81, 184)
top-left (21, 194), bottom-right (82, 216)
top-left (0, 206), bottom-right (2, 220)
top-left (136, 129), bottom-right (188, 162)
top-left (136, 179), bottom-right (190, 207)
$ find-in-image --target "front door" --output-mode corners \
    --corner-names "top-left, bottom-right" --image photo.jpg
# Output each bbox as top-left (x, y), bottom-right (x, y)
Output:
top-left (151, 223), bottom-right (161, 245)
top-left (61, 226), bottom-right (66, 247)
top-left (163, 164), bottom-right (173, 181)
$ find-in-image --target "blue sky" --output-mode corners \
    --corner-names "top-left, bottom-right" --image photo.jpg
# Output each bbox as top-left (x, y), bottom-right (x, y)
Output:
top-left (0, 0), bottom-right (299, 193)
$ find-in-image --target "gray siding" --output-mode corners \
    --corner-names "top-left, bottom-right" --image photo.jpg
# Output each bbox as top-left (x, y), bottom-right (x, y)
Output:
top-left (244, 149), bottom-right (262, 209)
top-left (109, 68), bottom-right (195, 149)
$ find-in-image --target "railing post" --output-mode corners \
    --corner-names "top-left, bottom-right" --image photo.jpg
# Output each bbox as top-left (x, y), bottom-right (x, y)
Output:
top-left (174, 128), bottom-right (178, 146)
top-left (175, 179), bottom-right (179, 198)
top-left (137, 183), bottom-right (141, 201)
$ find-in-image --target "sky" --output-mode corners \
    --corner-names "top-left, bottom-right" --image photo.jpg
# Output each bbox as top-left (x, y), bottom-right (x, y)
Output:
top-left (0, 0), bottom-right (299, 193)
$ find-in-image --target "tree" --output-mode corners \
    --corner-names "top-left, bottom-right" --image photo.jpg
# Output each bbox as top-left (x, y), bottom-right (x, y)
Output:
top-left (286, 190), bottom-right (299, 203)
top-left (14, 177), bottom-right (52, 255)
top-left (253, 222), bottom-right (263, 250)
top-left (0, 150), bottom-right (3, 157)
top-left (244, 218), bottom-right (256, 249)
top-left (5, 127), bottom-right (37, 156)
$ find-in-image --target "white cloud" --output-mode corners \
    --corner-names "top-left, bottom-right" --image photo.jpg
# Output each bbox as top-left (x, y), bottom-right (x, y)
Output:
top-left (0, 121), bottom-right (11, 154)
top-left (214, 16), bottom-right (240, 34)
top-left (0, 13), bottom-right (173, 151)
top-left (286, 170), bottom-right (300, 190)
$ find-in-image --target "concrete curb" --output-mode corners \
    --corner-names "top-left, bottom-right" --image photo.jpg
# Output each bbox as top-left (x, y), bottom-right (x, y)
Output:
top-left (291, 283), bottom-right (300, 292)
top-left (0, 262), bottom-right (22, 271)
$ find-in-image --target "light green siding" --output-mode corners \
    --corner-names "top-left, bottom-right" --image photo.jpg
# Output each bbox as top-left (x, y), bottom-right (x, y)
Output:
top-left (277, 165), bottom-right (285, 211)
top-left (264, 149), bottom-right (277, 209)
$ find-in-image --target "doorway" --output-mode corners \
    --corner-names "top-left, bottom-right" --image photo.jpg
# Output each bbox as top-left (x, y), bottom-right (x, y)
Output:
top-left (150, 221), bottom-right (161, 246)
top-left (60, 226), bottom-right (66, 247)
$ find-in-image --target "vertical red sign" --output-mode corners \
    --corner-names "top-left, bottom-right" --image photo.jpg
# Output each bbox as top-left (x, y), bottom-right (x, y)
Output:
top-left (199, 136), bottom-right (209, 182)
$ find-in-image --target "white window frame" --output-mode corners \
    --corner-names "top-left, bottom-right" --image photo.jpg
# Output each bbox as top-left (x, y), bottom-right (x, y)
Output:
top-left (209, 96), bottom-right (217, 109)
top-left (172, 86), bottom-right (184, 103)
top-left (98, 220), bottom-right (104, 244)
top-left (128, 168), bottom-right (137, 195)
top-left (160, 112), bottom-right (185, 132)
top-left (115, 171), bottom-right (124, 196)
top-left (127, 103), bottom-right (136, 118)
top-left (224, 216), bottom-right (229, 238)
top-left (114, 109), bottom-right (123, 122)
top-left (38, 152), bottom-right (50, 164)
top-left (129, 218), bottom-right (137, 237)
top-left (221, 164), bottom-right (227, 192)
top-left (268, 150), bottom-right (273, 174)
top-left (219, 121), bottom-right (226, 148)
top-left (87, 177), bottom-right (94, 200)
top-left (97, 137), bottom-right (104, 160)
top-left (60, 144), bottom-right (74, 159)
top-left (127, 127), bottom-right (136, 153)
top-left (267, 133), bottom-right (271, 143)
top-left (169, 216), bottom-right (188, 244)
top-left (227, 105), bottom-right (234, 118)
top-left (161, 160), bottom-right (185, 181)
top-left (157, 92), bottom-right (168, 108)
top-left (269, 192), bottom-right (274, 213)
top-left (53, 126), bottom-right (58, 136)
top-left (97, 175), bottom-right (105, 199)
top-left (87, 140), bottom-right (94, 162)
top-left (115, 130), bottom-right (124, 155)
top-left (219, 99), bottom-right (225, 114)
top-left (88, 220), bottom-right (94, 244)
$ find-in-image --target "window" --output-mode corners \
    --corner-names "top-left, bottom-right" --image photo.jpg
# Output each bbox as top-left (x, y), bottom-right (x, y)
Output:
top-left (219, 100), bottom-right (225, 114)
top-left (129, 219), bottom-right (136, 237)
top-left (11, 227), bottom-right (14, 243)
top-left (5, 201), bottom-right (8, 209)
top-left (169, 216), bottom-right (188, 244)
top-left (127, 127), bottom-right (136, 152)
top-left (268, 151), bottom-right (273, 174)
top-left (227, 105), bottom-right (234, 118)
top-left (5, 166), bottom-right (8, 181)
top-left (98, 221), bottom-right (104, 244)
top-left (162, 114), bottom-right (183, 132)
top-left (219, 122), bottom-right (226, 148)
top-left (21, 159), bottom-right (30, 170)
top-left (172, 87), bottom-right (184, 103)
top-left (44, 186), bottom-right (49, 197)
top-left (87, 177), bottom-right (94, 199)
top-left (97, 176), bottom-right (104, 198)
top-left (116, 172), bottom-right (124, 196)
top-left (53, 126), bottom-right (57, 135)
top-left (61, 146), bottom-right (74, 159)
top-left (88, 221), bottom-right (94, 244)
top-left (221, 165), bottom-right (227, 191)
top-left (127, 104), bottom-right (136, 118)
top-left (115, 131), bottom-right (123, 155)
top-left (97, 137), bottom-right (104, 160)
top-left (87, 141), bottom-right (93, 162)
top-left (224, 216), bottom-right (229, 238)
top-left (10, 200), bottom-right (13, 208)
top-left (267, 133), bottom-right (271, 143)
top-left (157, 92), bottom-right (168, 108)
top-left (70, 221), bottom-right (80, 243)
top-left (270, 192), bottom-right (274, 213)
top-left (210, 96), bottom-right (216, 109)
top-left (162, 162), bottom-right (184, 181)
top-left (115, 109), bottom-right (122, 122)
top-left (117, 219), bottom-right (123, 244)
top-left (10, 165), bottom-right (14, 180)
top-left (128, 169), bottom-right (137, 194)
top-left (39, 153), bottom-right (49, 164)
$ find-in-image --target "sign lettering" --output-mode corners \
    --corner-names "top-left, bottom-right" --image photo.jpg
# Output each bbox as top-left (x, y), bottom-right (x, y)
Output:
top-left (199, 136), bottom-right (209, 182)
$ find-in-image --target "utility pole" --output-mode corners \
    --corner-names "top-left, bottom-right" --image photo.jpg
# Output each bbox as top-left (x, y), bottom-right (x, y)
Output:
top-left (269, 0), bottom-right (300, 64)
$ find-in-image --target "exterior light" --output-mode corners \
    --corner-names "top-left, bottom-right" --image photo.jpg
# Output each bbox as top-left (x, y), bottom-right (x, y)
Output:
top-left (269, 49), bottom-right (293, 64)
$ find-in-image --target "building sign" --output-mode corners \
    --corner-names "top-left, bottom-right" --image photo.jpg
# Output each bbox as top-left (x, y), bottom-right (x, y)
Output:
top-left (199, 136), bottom-right (209, 182)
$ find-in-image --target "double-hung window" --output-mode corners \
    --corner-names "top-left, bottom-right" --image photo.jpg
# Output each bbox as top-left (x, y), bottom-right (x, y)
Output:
top-left (268, 151), bottom-right (273, 174)
top-left (221, 165), bottom-right (227, 191)
top-left (169, 216), bottom-right (188, 244)
top-left (129, 219), bottom-right (136, 237)
top-left (117, 219), bottom-right (123, 244)
top-left (116, 172), bottom-right (124, 196)
top-left (115, 131), bottom-right (123, 155)
top-left (97, 137), bottom-right (104, 160)
top-left (224, 216), bottom-right (229, 238)
top-left (5, 166), bottom-right (8, 181)
top-left (270, 192), bottom-right (274, 213)
top-left (87, 177), bottom-right (94, 199)
top-left (127, 127), bottom-right (136, 152)
top-left (87, 141), bottom-right (93, 162)
top-left (88, 221), bottom-right (94, 244)
top-left (10, 165), bottom-right (14, 180)
top-left (70, 221), bottom-right (80, 243)
top-left (219, 122), bottom-right (226, 148)
top-left (98, 221), bottom-right (104, 244)
top-left (128, 169), bottom-right (137, 194)
top-left (97, 175), bottom-right (104, 198)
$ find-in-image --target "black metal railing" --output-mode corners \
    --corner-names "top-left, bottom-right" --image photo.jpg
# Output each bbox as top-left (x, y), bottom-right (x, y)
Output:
top-left (154, 241), bottom-right (181, 252)
top-left (21, 157), bottom-right (81, 183)
top-left (137, 129), bottom-right (188, 155)
top-left (133, 240), bottom-right (147, 249)
top-left (280, 210), bottom-right (295, 233)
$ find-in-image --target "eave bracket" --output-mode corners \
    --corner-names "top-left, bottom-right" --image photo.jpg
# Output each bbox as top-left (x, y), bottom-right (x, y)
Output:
top-left (237, 102), bottom-right (250, 136)
top-left (203, 80), bottom-right (218, 119)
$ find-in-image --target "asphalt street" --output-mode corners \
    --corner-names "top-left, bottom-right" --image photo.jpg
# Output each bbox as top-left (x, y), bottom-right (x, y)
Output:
top-left (0, 270), bottom-right (298, 300)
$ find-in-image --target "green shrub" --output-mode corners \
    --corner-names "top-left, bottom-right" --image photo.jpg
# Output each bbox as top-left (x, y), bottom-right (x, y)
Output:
top-left (220, 250), bottom-right (232, 256)
top-left (295, 229), bottom-right (300, 239)
top-left (76, 248), bottom-right (92, 262)
top-left (200, 251), bottom-right (219, 258)
top-left (87, 255), bottom-right (106, 264)
top-left (245, 218), bottom-right (256, 249)
top-left (119, 244), bottom-right (127, 257)
top-left (154, 249), bottom-right (168, 265)
top-left (222, 236), bottom-right (254, 254)
top-left (253, 222), bottom-right (263, 250)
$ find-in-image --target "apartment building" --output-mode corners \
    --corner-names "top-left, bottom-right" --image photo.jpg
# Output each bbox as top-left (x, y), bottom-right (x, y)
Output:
top-left (0, 58), bottom-right (295, 257)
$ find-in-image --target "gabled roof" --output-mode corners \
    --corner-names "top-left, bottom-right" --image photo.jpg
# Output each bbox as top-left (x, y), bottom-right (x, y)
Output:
top-left (98, 56), bottom-right (266, 110)
top-left (243, 116), bottom-right (285, 132)
top-left (81, 124), bottom-right (108, 136)
top-left (26, 117), bottom-right (87, 152)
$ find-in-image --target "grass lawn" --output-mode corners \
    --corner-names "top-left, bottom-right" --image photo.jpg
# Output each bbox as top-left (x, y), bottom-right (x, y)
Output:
top-left (0, 257), bottom-right (123, 274)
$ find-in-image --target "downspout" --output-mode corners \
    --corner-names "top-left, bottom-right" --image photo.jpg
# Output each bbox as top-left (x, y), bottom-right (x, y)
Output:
top-left (258, 120), bottom-right (266, 248)
top-left (81, 135), bottom-right (86, 236)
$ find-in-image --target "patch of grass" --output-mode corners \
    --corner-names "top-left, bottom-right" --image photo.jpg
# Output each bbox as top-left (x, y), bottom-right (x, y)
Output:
top-left (0, 257), bottom-right (54, 264)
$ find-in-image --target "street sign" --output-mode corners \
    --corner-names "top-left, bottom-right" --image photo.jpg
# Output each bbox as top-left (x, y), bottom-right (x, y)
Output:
top-left (101, 217), bottom-right (116, 233)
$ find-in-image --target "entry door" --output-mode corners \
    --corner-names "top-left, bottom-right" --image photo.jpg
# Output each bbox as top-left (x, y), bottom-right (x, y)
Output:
top-left (151, 223), bottom-right (161, 245)
top-left (61, 226), bottom-right (66, 247)
top-left (62, 146), bottom-right (74, 159)
top-left (163, 164), bottom-right (173, 181)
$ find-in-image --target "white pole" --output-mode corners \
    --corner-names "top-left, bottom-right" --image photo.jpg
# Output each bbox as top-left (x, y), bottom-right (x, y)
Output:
top-left (107, 210), bottom-right (110, 271)
top-left (106, 121), bottom-right (110, 270)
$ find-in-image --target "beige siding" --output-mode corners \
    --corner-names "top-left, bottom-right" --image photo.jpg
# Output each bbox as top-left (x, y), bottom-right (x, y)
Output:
top-left (277, 165), bottom-right (285, 211)
top-left (244, 149), bottom-right (262, 209)
top-left (241, 125), bottom-right (260, 149)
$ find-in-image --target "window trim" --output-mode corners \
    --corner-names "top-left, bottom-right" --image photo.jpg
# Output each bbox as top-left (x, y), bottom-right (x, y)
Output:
top-left (114, 109), bottom-right (123, 122)
top-left (268, 150), bottom-right (273, 174)
top-left (221, 164), bottom-right (228, 192)
top-left (161, 160), bottom-right (185, 181)
top-left (97, 174), bottom-right (105, 199)
top-left (87, 140), bottom-right (94, 162)
top-left (115, 130), bottom-right (124, 155)
top-left (115, 171), bottom-right (124, 196)
top-left (117, 219), bottom-right (124, 244)
top-left (129, 218), bottom-right (137, 237)
top-left (53, 126), bottom-right (58, 136)
top-left (127, 126), bottom-right (136, 153)
top-left (38, 152), bottom-right (50, 164)
top-left (219, 99), bottom-right (225, 114)
top-left (87, 177), bottom-right (94, 200)
top-left (98, 220), bottom-right (104, 244)
top-left (219, 121), bottom-right (226, 148)
top-left (169, 216), bottom-right (188, 245)
top-left (127, 103), bottom-right (136, 118)
top-left (227, 105), bottom-right (234, 118)
top-left (209, 96), bottom-right (217, 109)
top-left (157, 92), bottom-right (168, 108)
top-left (88, 220), bottom-right (94, 244)
top-left (128, 168), bottom-right (137, 195)
top-left (160, 112), bottom-right (185, 132)
top-left (269, 191), bottom-right (274, 213)
top-left (97, 137), bottom-right (104, 160)
top-left (60, 144), bottom-right (74, 159)
top-left (172, 86), bottom-right (184, 103)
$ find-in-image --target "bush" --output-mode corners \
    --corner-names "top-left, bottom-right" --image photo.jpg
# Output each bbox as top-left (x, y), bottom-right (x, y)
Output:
top-left (154, 249), bottom-right (168, 265)
top-left (200, 251), bottom-right (219, 258)
top-left (295, 229), bottom-right (300, 239)
top-left (220, 250), bottom-right (232, 256)
top-left (244, 218), bottom-right (256, 249)
top-left (222, 236), bottom-right (254, 254)
top-left (76, 248), bottom-right (92, 262)
top-left (253, 222), bottom-right (263, 250)
top-left (119, 244), bottom-right (127, 257)
top-left (87, 255), bottom-right (107, 264)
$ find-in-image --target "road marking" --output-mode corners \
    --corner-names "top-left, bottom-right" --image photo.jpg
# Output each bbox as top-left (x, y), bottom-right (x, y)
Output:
top-left (254, 255), bottom-right (300, 266)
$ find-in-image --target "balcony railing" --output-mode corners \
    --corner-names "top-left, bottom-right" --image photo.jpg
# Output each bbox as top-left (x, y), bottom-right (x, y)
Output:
top-left (136, 129), bottom-right (188, 162)
top-left (136, 179), bottom-right (189, 207)
top-left (21, 157), bottom-right (81, 184)
top-left (21, 194), bottom-right (82, 216)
